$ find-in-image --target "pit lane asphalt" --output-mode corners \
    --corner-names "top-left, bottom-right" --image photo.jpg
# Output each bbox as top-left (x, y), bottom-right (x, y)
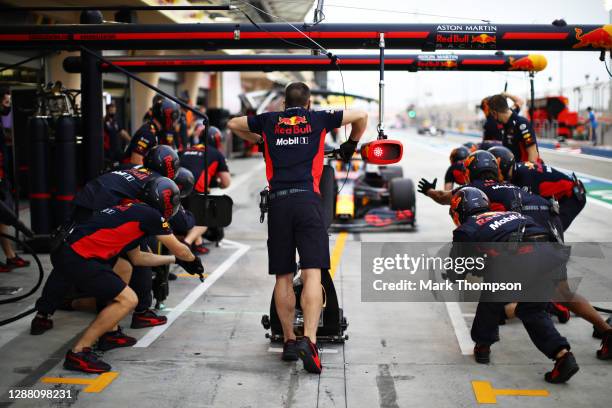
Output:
top-left (0, 129), bottom-right (610, 407)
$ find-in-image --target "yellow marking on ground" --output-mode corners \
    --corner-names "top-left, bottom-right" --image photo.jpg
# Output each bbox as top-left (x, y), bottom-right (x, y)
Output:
top-left (41, 372), bottom-right (119, 393)
top-left (472, 380), bottom-right (549, 404)
top-left (329, 231), bottom-right (348, 279)
top-left (176, 273), bottom-right (210, 278)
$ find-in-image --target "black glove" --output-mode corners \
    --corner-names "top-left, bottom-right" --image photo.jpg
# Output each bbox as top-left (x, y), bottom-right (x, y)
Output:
top-left (417, 178), bottom-right (437, 196)
top-left (339, 139), bottom-right (358, 162)
top-left (177, 256), bottom-right (205, 282)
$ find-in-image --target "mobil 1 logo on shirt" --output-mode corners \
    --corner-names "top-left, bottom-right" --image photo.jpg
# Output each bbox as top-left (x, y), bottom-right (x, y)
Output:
top-left (276, 136), bottom-right (309, 146)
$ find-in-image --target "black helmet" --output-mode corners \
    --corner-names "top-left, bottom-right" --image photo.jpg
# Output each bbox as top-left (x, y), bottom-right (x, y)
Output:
top-left (488, 146), bottom-right (515, 181)
top-left (143, 145), bottom-right (180, 180)
top-left (463, 150), bottom-right (500, 182)
top-left (449, 187), bottom-right (490, 226)
top-left (140, 177), bottom-right (181, 219)
top-left (449, 146), bottom-right (470, 164)
top-left (174, 167), bottom-right (194, 198)
top-left (152, 98), bottom-right (180, 131)
top-left (206, 126), bottom-right (223, 149)
top-left (463, 141), bottom-right (478, 153)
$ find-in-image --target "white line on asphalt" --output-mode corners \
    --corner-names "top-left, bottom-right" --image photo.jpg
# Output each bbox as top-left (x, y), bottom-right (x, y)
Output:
top-left (268, 347), bottom-right (339, 354)
top-left (556, 167), bottom-right (612, 184)
top-left (542, 147), bottom-right (612, 163)
top-left (134, 241), bottom-right (251, 348)
top-left (445, 302), bottom-right (473, 355)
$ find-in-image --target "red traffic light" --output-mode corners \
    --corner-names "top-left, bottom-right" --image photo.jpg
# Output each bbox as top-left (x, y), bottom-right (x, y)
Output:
top-left (360, 139), bottom-right (403, 165)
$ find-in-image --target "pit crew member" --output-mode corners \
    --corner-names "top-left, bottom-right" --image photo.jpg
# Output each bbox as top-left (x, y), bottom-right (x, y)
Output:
top-left (227, 81), bottom-right (368, 374)
top-left (450, 187), bottom-right (579, 383)
top-left (32, 178), bottom-right (203, 373)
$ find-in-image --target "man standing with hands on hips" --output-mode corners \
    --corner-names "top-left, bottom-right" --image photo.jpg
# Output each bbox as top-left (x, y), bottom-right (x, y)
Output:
top-left (228, 82), bottom-right (368, 374)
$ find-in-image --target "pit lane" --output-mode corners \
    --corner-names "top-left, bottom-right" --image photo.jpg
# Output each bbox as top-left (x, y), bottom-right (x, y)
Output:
top-left (0, 129), bottom-right (610, 407)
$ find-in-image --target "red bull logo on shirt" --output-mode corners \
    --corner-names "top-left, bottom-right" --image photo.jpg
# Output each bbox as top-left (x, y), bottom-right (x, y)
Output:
top-left (275, 115), bottom-right (312, 135)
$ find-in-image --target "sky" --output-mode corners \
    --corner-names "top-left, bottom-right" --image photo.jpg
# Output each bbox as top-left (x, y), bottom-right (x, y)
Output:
top-left (299, 0), bottom-right (611, 112)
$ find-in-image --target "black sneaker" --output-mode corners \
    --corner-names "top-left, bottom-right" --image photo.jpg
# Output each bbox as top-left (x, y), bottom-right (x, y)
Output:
top-left (97, 327), bottom-right (137, 351)
top-left (597, 330), bottom-right (612, 360)
top-left (281, 339), bottom-right (299, 361)
top-left (130, 309), bottom-right (168, 329)
top-left (296, 336), bottom-right (322, 374)
top-left (168, 272), bottom-right (178, 281)
top-left (30, 314), bottom-right (53, 335)
top-left (545, 352), bottom-right (579, 384)
top-left (64, 348), bottom-right (111, 373)
top-left (547, 302), bottom-right (570, 323)
top-left (592, 316), bottom-right (612, 339)
top-left (474, 344), bottom-right (491, 364)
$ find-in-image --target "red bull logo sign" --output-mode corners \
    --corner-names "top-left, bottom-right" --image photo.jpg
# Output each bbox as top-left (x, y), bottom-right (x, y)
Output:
top-left (573, 25), bottom-right (612, 49)
top-left (508, 55), bottom-right (547, 72)
top-left (471, 34), bottom-right (496, 44)
top-left (416, 60), bottom-right (458, 69)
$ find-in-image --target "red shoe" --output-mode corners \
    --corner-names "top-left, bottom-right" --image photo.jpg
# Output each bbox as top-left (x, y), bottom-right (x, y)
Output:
top-left (597, 330), bottom-right (612, 360)
top-left (130, 309), bottom-right (168, 329)
top-left (6, 256), bottom-right (30, 269)
top-left (0, 263), bottom-right (10, 273)
top-left (547, 302), bottom-right (570, 323)
top-left (64, 348), bottom-right (111, 373)
top-left (192, 244), bottom-right (209, 255)
top-left (297, 336), bottom-right (322, 374)
top-left (31, 314), bottom-right (53, 335)
top-left (97, 327), bottom-right (137, 351)
top-left (545, 352), bottom-right (579, 384)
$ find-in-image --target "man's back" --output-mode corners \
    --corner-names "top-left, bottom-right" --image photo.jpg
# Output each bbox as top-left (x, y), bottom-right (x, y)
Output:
top-left (248, 107), bottom-right (343, 193)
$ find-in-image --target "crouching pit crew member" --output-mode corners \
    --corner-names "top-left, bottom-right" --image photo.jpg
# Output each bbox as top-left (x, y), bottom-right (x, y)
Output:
top-left (124, 97), bottom-right (180, 166)
top-left (228, 82), bottom-right (368, 374)
top-left (421, 152), bottom-right (612, 358)
top-left (443, 146), bottom-right (470, 190)
top-left (488, 145), bottom-right (586, 231)
top-left (449, 187), bottom-right (579, 383)
top-left (31, 178), bottom-right (203, 372)
top-left (31, 147), bottom-right (182, 334)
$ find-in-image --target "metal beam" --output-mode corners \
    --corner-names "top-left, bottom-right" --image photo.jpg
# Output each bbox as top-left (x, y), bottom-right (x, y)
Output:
top-left (63, 53), bottom-right (548, 73)
top-left (0, 23), bottom-right (610, 51)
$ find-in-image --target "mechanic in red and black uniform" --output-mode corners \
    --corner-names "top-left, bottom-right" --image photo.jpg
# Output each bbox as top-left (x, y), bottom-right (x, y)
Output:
top-left (180, 143), bottom-right (230, 194)
top-left (421, 153), bottom-right (612, 358)
top-left (488, 94), bottom-right (540, 163)
top-left (488, 146), bottom-right (586, 231)
top-left (56, 146), bottom-right (180, 328)
top-left (179, 141), bottom-right (231, 253)
top-left (32, 178), bottom-right (203, 373)
top-left (481, 93), bottom-right (523, 142)
top-left (420, 150), bottom-right (563, 240)
top-left (449, 187), bottom-right (579, 383)
top-left (124, 98), bottom-right (180, 166)
top-left (444, 146), bottom-right (469, 190)
top-left (228, 82), bottom-right (368, 374)
top-left (75, 145), bottom-right (179, 221)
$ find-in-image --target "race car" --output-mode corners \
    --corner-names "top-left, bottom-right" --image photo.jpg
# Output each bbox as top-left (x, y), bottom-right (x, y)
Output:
top-left (320, 146), bottom-right (416, 231)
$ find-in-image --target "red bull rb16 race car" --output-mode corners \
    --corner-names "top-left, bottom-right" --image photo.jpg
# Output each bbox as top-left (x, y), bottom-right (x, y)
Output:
top-left (320, 146), bottom-right (416, 231)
